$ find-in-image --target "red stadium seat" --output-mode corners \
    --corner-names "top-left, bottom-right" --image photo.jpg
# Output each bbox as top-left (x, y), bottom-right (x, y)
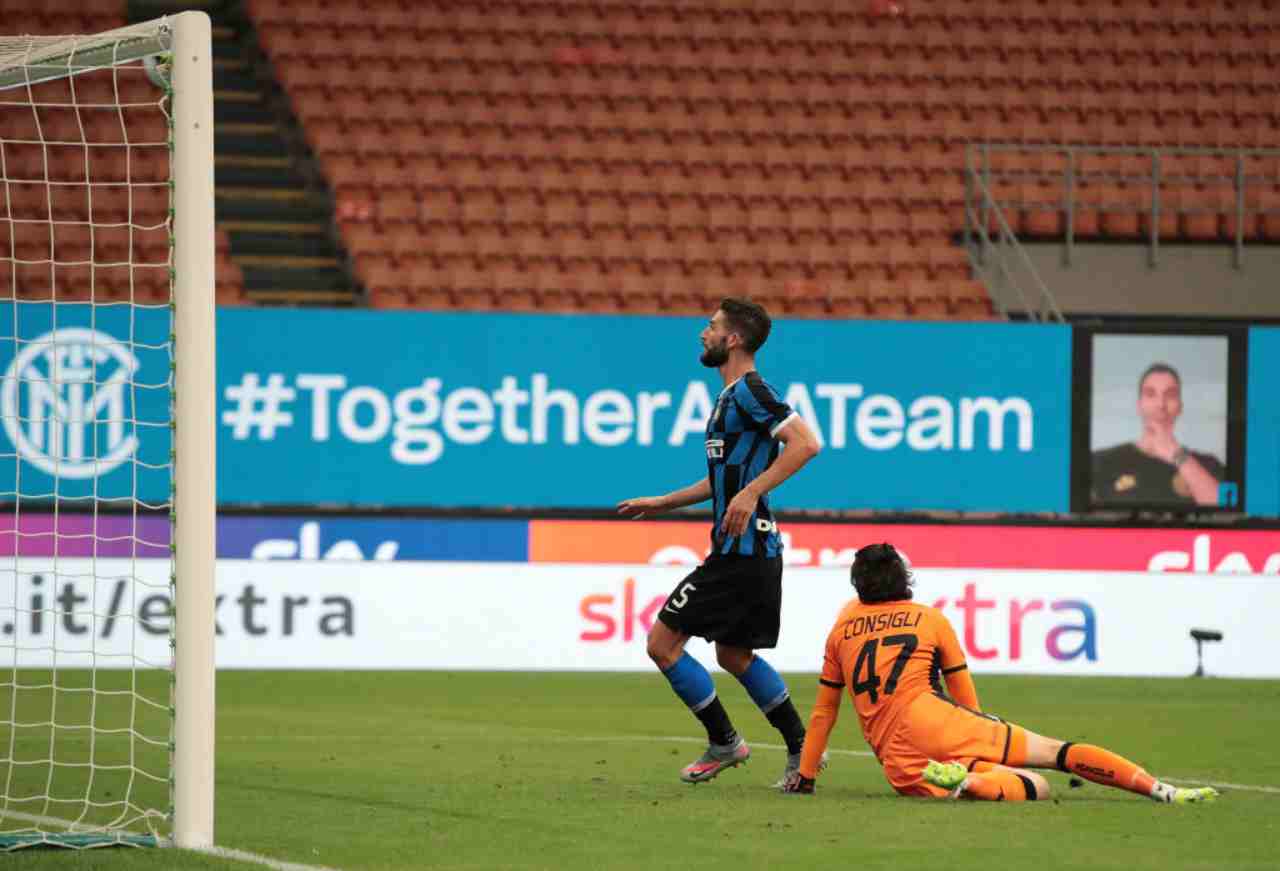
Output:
top-left (828, 283), bottom-right (872, 318)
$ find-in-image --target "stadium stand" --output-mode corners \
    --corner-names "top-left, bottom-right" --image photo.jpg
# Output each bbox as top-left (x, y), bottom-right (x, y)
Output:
top-left (4, 1), bottom-right (1277, 316)
top-left (242, 0), bottom-right (1280, 318)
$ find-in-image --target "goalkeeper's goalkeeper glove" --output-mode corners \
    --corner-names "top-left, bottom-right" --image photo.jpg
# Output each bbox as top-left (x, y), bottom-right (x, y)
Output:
top-left (781, 771), bottom-right (815, 794)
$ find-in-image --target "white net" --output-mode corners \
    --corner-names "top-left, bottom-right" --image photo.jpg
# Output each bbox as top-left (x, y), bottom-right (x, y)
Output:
top-left (0, 20), bottom-right (176, 849)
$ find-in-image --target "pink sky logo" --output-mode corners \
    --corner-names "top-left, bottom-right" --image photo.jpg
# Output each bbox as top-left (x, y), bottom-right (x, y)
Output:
top-left (578, 579), bottom-right (663, 642)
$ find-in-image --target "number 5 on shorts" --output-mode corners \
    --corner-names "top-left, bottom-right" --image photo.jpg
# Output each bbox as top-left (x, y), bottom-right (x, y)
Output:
top-left (666, 582), bottom-right (697, 611)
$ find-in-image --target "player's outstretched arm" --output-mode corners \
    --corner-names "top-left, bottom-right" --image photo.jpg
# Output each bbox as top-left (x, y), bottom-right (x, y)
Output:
top-left (617, 477), bottom-right (712, 519)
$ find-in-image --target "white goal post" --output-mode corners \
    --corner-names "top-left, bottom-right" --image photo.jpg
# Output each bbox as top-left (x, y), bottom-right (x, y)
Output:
top-left (0, 11), bottom-right (214, 850)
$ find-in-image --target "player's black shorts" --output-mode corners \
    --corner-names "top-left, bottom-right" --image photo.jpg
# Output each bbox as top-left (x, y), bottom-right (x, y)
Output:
top-left (657, 554), bottom-right (783, 649)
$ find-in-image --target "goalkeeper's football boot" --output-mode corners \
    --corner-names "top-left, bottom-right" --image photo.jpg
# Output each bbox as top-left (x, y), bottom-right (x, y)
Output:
top-left (773, 750), bottom-right (829, 789)
top-left (1149, 780), bottom-right (1220, 803)
top-left (922, 759), bottom-right (970, 797)
top-left (1169, 786), bottom-right (1220, 804)
top-left (680, 738), bottom-right (750, 784)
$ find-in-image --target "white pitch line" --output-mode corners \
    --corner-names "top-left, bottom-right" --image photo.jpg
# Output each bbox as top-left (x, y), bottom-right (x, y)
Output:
top-left (1166, 777), bottom-right (1280, 796)
top-left (562, 733), bottom-right (875, 758)
top-left (196, 845), bottom-right (343, 871)
top-left (1, 810), bottom-right (341, 871)
top-left (1, 808), bottom-right (111, 833)
top-left (563, 734), bottom-right (1280, 795)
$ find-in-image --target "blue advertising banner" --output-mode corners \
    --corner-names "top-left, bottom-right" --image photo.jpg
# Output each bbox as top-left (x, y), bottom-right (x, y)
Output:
top-left (1247, 327), bottom-right (1280, 517)
top-left (0, 304), bottom-right (171, 505)
top-left (216, 310), bottom-right (1073, 512)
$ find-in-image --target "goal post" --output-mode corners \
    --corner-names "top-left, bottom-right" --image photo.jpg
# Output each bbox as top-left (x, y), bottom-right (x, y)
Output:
top-left (170, 8), bottom-right (216, 853)
top-left (0, 11), bottom-right (215, 851)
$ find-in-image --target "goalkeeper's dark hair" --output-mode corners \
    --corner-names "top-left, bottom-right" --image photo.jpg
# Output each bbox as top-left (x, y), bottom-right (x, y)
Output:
top-left (718, 297), bottom-right (772, 353)
top-left (851, 543), bottom-right (914, 603)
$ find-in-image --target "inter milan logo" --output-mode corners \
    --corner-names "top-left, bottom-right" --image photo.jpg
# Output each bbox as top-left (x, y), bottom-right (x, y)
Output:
top-left (1, 328), bottom-right (140, 479)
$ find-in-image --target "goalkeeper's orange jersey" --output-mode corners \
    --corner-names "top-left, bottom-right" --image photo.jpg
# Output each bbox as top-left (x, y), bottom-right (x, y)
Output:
top-left (818, 597), bottom-right (970, 757)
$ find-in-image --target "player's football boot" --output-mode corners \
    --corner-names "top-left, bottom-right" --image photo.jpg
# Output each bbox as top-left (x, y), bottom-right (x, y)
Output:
top-left (1170, 786), bottom-right (1220, 804)
top-left (773, 750), bottom-right (829, 789)
top-left (680, 739), bottom-right (750, 784)
top-left (922, 759), bottom-right (969, 797)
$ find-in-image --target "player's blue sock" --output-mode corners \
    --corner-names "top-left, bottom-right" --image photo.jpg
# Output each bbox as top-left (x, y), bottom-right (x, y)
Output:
top-left (662, 653), bottom-right (737, 746)
top-left (662, 652), bottom-right (717, 711)
top-left (736, 655), bottom-right (790, 712)
top-left (737, 656), bottom-right (806, 754)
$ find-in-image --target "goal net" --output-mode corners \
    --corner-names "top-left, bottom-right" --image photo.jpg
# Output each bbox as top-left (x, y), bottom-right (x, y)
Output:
top-left (0, 13), bottom-right (214, 850)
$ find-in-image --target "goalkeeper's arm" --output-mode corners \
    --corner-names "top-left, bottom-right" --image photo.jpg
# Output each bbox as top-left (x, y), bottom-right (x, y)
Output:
top-left (944, 666), bottom-right (980, 710)
top-left (938, 617), bottom-right (980, 710)
top-left (798, 682), bottom-right (843, 781)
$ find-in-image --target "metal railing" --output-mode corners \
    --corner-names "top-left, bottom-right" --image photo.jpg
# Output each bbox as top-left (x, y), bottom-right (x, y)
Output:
top-left (963, 148), bottom-right (1064, 323)
top-left (965, 143), bottom-right (1280, 273)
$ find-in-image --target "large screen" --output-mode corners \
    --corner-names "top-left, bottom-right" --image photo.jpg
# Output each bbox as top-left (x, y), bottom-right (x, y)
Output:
top-left (1072, 325), bottom-right (1248, 513)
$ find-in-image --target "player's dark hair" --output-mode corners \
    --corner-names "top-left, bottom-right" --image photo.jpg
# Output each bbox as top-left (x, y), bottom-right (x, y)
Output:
top-left (1138, 362), bottom-right (1181, 395)
top-left (718, 297), bottom-right (771, 353)
top-left (851, 543), bottom-right (914, 603)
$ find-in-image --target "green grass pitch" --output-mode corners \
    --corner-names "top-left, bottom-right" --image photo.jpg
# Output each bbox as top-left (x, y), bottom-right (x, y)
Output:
top-left (5, 671), bottom-right (1278, 870)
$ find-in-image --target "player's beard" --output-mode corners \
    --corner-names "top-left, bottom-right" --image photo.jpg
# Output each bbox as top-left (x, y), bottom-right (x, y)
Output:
top-left (700, 339), bottom-right (729, 368)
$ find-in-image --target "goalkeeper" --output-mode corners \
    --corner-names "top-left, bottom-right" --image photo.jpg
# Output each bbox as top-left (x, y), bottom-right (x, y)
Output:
top-left (783, 544), bottom-right (1219, 804)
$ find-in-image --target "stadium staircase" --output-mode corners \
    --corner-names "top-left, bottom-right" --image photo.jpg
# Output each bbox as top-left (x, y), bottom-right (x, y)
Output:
top-left (131, 0), bottom-right (357, 306)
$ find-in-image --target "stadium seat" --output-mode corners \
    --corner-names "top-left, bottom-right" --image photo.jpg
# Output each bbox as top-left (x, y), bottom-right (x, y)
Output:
top-left (616, 275), bottom-right (665, 314)
top-left (1139, 187), bottom-right (1183, 240)
top-left (867, 281), bottom-right (911, 319)
top-left (782, 280), bottom-right (828, 318)
top-left (537, 274), bottom-right (581, 314)
top-left (1257, 185), bottom-right (1280, 241)
top-left (905, 280), bottom-right (950, 318)
top-left (366, 286), bottom-right (411, 309)
top-left (13, 262), bottom-right (54, 300)
top-left (828, 284), bottom-right (872, 318)
top-left (356, 255), bottom-right (407, 294)
top-left (376, 189), bottom-right (421, 225)
top-left (1098, 182), bottom-right (1146, 238)
top-left (662, 285), bottom-right (717, 316)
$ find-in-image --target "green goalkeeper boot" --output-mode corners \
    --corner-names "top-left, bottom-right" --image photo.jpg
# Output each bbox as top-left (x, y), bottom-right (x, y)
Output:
top-left (922, 759), bottom-right (969, 796)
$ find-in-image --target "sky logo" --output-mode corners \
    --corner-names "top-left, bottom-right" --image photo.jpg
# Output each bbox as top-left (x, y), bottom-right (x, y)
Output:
top-left (248, 521), bottom-right (398, 561)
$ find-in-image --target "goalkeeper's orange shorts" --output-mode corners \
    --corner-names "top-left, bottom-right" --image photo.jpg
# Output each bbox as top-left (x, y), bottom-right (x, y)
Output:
top-left (879, 692), bottom-right (1027, 798)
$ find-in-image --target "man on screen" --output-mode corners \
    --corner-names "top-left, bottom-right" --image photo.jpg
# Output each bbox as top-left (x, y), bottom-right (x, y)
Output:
top-left (617, 298), bottom-right (822, 787)
top-left (1092, 363), bottom-right (1224, 506)
top-left (782, 544), bottom-right (1219, 805)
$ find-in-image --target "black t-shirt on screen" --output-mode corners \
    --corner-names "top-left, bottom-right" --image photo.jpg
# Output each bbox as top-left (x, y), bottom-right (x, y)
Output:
top-left (1091, 442), bottom-right (1225, 505)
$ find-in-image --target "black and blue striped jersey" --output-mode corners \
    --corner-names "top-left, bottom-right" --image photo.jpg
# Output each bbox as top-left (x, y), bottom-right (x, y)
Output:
top-left (705, 371), bottom-right (798, 558)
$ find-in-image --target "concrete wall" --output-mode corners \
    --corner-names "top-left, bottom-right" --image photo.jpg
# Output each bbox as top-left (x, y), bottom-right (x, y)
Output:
top-left (1005, 243), bottom-right (1280, 320)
